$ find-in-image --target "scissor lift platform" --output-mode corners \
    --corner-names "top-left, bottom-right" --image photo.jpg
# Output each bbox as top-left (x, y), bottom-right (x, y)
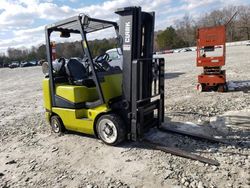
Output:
top-left (196, 26), bottom-right (228, 92)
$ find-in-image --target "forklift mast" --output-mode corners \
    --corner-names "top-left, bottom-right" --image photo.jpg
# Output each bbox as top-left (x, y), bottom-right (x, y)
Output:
top-left (115, 7), bottom-right (155, 101)
top-left (115, 7), bottom-right (165, 141)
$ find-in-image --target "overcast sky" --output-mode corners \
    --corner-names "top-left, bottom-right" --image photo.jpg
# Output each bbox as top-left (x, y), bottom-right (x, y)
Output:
top-left (0, 0), bottom-right (249, 53)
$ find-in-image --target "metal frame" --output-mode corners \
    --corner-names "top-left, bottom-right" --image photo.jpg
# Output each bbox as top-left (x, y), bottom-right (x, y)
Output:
top-left (45, 15), bottom-right (119, 108)
top-left (130, 58), bottom-right (165, 140)
top-left (196, 25), bottom-right (227, 91)
top-left (117, 7), bottom-right (223, 165)
top-left (197, 25), bottom-right (226, 67)
top-left (116, 7), bottom-right (164, 141)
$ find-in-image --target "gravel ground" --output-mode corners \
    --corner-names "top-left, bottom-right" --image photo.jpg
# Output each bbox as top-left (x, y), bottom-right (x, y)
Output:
top-left (0, 45), bottom-right (249, 188)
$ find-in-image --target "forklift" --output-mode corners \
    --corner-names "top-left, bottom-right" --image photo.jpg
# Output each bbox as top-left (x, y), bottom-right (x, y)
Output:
top-left (43, 6), bottom-right (224, 165)
top-left (43, 6), bottom-right (164, 145)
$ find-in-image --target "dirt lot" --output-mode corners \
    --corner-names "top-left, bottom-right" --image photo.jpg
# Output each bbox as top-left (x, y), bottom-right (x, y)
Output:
top-left (0, 45), bottom-right (249, 188)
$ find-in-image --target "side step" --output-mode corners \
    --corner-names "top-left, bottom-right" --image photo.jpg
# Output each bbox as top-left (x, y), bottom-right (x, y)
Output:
top-left (142, 139), bottom-right (220, 166)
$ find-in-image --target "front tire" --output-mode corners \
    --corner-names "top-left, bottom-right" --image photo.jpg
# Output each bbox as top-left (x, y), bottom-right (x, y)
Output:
top-left (96, 114), bottom-right (126, 146)
top-left (50, 115), bottom-right (65, 133)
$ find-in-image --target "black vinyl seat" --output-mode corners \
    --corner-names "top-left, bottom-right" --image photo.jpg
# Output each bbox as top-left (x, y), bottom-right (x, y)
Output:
top-left (66, 58), bottom-right (95, 87)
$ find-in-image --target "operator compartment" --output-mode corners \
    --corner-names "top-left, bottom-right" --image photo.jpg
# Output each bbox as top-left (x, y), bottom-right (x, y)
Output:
top-left (51, 56), bottom-right (122, 105)
top-left (43, 14), bottom-right (124, 110)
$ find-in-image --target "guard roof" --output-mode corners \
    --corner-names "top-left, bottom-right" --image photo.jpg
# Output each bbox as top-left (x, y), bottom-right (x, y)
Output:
top-left (45, 14), bottom-right (118, 34)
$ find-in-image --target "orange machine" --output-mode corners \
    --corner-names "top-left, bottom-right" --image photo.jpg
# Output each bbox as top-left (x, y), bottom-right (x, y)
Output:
top-left (196, 25), bottom-right (227, 92)
top-left (51, 41), bottom-right (56, 61)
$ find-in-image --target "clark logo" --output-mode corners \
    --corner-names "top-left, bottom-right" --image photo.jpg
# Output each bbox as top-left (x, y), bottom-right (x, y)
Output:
top-left (125, 22), bottom-right (130, 43)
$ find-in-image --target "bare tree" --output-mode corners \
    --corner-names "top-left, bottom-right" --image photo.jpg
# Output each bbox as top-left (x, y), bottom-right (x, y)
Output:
top-left (238, 5), bottom-right (250, 40)
top-left (198, 10), bottom-right (227, 27)
top-left (175, 14), bottom-right (196, 46)
top-left (196, 6), bottom-right (238, 42)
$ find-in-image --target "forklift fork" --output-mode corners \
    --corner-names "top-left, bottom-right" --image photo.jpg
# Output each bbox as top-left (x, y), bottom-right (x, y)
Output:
top-left (130, 58), bottom-right (222, 166)
top-left (142, 139), bottom-right (220, 166)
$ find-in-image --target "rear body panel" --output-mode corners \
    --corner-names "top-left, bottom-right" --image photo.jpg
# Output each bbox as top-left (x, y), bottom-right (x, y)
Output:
top-left (42, 79), bottom-right (52, 111)
top-left (55, 73), bottom-right (122, 104)
top-left (56, 85), bottom-right (99, 103)
top-left (52, 105), bottom-right (109, 135)
top-left (197, 56), bottom-right (225, 67)
top-left (198, 74), bottom-right (226, 86)
top-left (42, 73), bottom-right (122, 135)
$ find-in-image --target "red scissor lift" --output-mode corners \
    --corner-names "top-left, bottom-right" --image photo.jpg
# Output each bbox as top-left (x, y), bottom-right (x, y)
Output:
top-left (196, 25), bottom-right (228, 92)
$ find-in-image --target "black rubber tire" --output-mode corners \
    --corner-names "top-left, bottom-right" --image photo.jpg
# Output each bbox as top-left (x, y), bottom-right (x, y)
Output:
top-left (96, 114), bottom-right (126, 146)
top-left (223, 84), bottom-right (228, 92)
top-left (50, 115), bottom-right (65, 134)
top-left (217, 84), bottom-right (225, 92)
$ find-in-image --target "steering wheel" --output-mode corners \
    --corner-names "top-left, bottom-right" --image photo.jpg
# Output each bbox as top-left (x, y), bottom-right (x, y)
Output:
top-left (95, 53), bottom-right (111, 71)
top-left (85, 59), bottom-right (105, 73)
top-left (95, 53), bottom-right (110, 63)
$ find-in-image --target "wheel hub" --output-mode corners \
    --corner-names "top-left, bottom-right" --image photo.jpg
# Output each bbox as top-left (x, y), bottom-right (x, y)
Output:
top-left (51, 119), bottom-right (60, 132)
top-left (98, 119), bottom-right (118, 144)
top-left (104, 124), bottom-right (113, 136)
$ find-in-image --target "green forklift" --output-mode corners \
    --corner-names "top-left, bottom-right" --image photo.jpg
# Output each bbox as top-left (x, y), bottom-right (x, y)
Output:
top-left (43, 6), bottom-right (222, 165)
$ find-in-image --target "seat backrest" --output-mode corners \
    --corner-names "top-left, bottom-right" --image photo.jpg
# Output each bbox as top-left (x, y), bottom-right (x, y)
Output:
top-left (66, 59), bottom-right (87, 81)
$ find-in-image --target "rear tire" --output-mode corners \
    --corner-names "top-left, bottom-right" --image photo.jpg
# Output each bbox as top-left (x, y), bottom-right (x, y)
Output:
top-left (223, 84), bottom-right (228, 92)
top-left (217, 84), bottom-right (227, 92)
top-left (96, 114), bottom-right (126, 146)
top-left (50, 115), bottom-right (65, 134)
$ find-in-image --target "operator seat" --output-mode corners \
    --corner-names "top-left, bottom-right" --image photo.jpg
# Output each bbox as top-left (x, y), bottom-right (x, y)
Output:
top-left (66, 58), bottom-right (95, 87)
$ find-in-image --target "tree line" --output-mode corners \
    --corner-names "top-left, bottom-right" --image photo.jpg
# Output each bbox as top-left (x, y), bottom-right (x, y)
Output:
top-left (156, 5), bottom-right (250, 50)
top-left (1, 4), bottom-right (249, 66)
top-left (0, 39), bottom-right (116, 67)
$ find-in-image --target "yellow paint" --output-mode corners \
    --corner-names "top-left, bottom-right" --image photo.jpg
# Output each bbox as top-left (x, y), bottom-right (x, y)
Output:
top-left (45, 111), bottom-right (50, 122)
top-left (42, 78), bottom-right (52, 111)
top-left (52, 104), bottom-right (109, 134)
top-left (86, 104), bottom-right (109, 120)
top-left (43, 73), bottom-right (122, 135)
top-left (55, 73), bottom-right (122, 103)
top-left (101, 74), bottom-right (122, 101)
top-left (83, 41), bottom-right (87, 48)
top-left (56, 84), bottom-right (98, 103)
